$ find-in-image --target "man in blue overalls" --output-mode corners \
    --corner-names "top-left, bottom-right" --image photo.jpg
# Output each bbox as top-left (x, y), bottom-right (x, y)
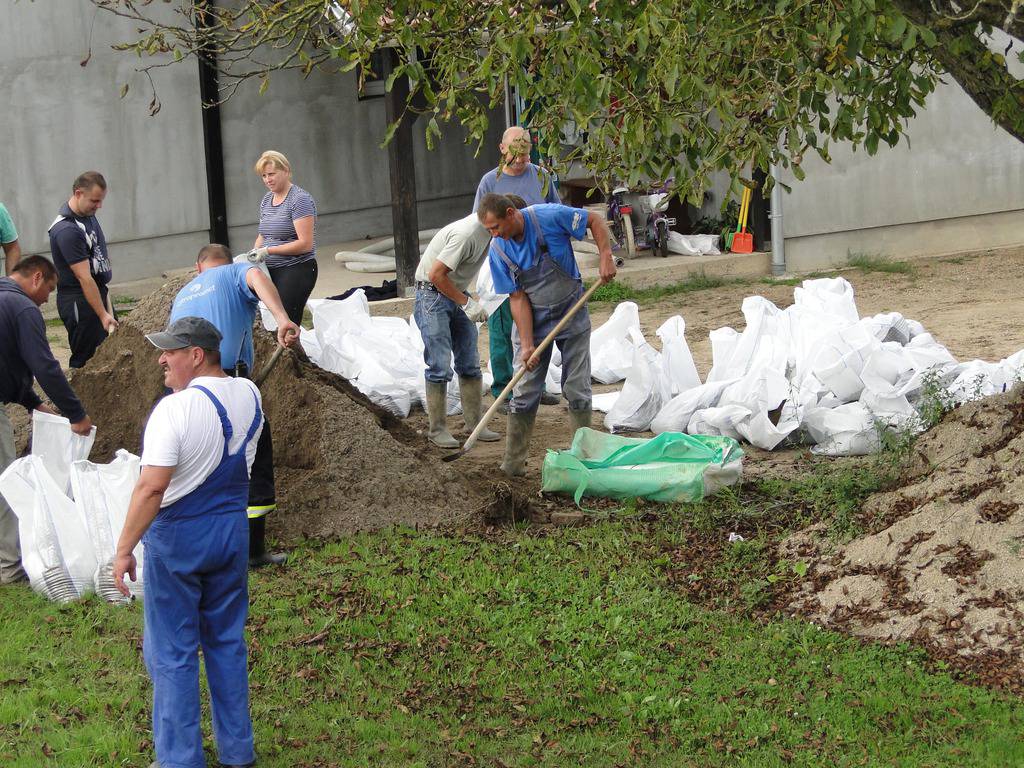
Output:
top-left (477, 193), bottom-right (617, 476)
top-left (114, 316), bottom-right (262, 768)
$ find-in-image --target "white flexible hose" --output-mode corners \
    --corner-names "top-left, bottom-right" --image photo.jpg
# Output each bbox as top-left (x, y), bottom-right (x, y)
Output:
top-left (346, 260), bottom-right (398, 273)
top-left (358, 228), bottom-right (441, 255)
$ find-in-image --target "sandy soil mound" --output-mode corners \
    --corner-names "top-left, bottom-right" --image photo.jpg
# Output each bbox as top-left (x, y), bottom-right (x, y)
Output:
top-left (785, 385), bottom-right (1024, 687)
top-left (42, 276), bottom-right (510, 540)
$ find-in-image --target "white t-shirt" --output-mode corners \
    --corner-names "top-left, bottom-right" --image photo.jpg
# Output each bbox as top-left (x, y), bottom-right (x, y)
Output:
top-left (141, 376), bottom-right (264, 507)
top-left (414, 213), bottom-right (493, 291)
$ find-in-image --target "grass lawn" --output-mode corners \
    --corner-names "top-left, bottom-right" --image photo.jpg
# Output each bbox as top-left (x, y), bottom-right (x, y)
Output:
top-left (1, 509), bottom-right (1022, 767)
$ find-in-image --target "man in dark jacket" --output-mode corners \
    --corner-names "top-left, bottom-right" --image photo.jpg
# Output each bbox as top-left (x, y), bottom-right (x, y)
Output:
top-left (48, 171), bottom-right (115, 368)
top-left (0, 255), bottom-right (92, 583)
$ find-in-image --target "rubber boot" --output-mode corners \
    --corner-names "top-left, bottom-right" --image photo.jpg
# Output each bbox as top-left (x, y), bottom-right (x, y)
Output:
top-left (500, 410), bottom-right (538, 477)
top-left (568, 407), bottom-right (592, 435)
top-left (540, 390), bottom-right (561, 406)
top-left (249, 516), bottom-right (286, 568)
top-left (459, 376), bottom-right (500, 442)
top-left (426, 380), bottom-right (459, 448)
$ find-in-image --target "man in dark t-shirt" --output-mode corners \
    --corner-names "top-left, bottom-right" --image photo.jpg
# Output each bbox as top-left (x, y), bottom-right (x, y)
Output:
top-left (48, 171), bottom-right (116, 368)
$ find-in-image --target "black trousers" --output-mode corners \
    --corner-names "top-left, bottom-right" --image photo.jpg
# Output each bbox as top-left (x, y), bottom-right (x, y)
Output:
top-left (224, 367), bottom-right (276, 515)
top-left (57, 288), bottom-right (109, 368)
top-left (268, 259), bottom-right (318, 326)
top-left (247, 415), bottom-right (276, 515)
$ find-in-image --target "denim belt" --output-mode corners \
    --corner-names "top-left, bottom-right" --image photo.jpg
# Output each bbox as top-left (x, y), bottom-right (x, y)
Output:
top-left (415, 281), bottom-right (437, 292)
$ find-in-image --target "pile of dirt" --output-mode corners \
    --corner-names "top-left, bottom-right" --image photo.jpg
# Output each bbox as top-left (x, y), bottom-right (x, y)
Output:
top-left (52, 275), bottom-right (527, 540)
top-left (784, 385), bottom-right (1024, 688)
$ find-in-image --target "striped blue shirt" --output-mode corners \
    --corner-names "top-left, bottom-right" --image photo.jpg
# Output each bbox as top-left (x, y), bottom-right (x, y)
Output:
top-left (258, 184), bottom-right (317, 269)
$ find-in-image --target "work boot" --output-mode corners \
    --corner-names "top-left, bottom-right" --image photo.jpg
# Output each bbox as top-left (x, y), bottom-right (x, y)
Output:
top-left (249, 516), bottom-right (287, 569)
top-left (540, 391), bottom-right (561, 406)
top-left (500, 411), bottom-right (538, 477)
top-left (459, 376), bottom-right (500, 442)
top-left (568, 407), bottom-right (592, 435)
top-left (425, 380), bottom-right (460, 448)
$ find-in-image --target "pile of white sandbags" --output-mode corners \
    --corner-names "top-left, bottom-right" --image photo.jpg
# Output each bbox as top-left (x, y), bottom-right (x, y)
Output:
top-left (592, 277), bottom-right (1023, 454)
top-left (296, 292), bottom-right (463, 418)
top-left (284, 277), bottom-right (1023, 456)
top-left (0, 412), bottom-right (142, 602)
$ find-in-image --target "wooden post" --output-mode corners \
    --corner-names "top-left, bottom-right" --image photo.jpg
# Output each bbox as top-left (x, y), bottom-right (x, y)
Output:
top-left (750, 168), bottom-right (770, 252)
top-left (382, 49), bottom-right (418, 295)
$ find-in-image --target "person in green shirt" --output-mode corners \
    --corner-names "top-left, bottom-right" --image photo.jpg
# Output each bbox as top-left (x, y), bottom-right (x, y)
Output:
top-left (0, 204), bottom-right (21, 275)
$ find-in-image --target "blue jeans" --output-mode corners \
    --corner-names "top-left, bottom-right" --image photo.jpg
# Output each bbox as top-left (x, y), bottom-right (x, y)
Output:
top-left (414, 288), bottom-right (481, 383)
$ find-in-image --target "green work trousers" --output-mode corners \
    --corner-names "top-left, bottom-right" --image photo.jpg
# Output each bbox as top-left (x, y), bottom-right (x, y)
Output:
top-left (488, 298), bottom-right (515, 399)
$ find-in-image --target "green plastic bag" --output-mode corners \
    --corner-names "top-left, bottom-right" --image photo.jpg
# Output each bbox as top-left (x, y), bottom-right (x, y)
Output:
top-left (541, 428), bottom-right (744, 505)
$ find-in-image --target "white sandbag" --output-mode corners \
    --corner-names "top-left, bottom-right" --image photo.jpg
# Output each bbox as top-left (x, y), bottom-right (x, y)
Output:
top-left (604, 331), bottom-right (671, 433)
top-left (666, 232), bottom-right (721, 256)
top-left (650, 378), bottom-right (739, 434)
top-left (590, 302), bottom-right (641, 384)
top-left (31, 410), bottom-right (96, 497)
top-left (706, 328), bottom-right (739, 383)
top-left (70, 451), bottom-right (143, 601)
top-left (591, 390), bottom-right (620, 413)
top-left (473, 258), bottom-right (507, 318)
top-left (945, 360), bottom-right (1015, 405)
top-left (0, 456), bottom-right (95, 600)
top-left (804, 403), bottom-right (880, 456)
top-left (706, 296), bottom-right (790, 383)
top-left (793, 277), bottom-right (859, 327)
top-left (860, 344), bottom-right (920, 399)
top-left (656, 316), bottom-right (701, 394)
top-left (688, 404), bottom-right (749, 441)
top-left (717, 368), bottom-right (801, 450)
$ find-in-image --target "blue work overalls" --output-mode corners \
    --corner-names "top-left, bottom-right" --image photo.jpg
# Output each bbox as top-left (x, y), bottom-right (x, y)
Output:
top-left (142, 385), bottom-right (261, 768)
top-left (492, 207), bottom-right (593, 413)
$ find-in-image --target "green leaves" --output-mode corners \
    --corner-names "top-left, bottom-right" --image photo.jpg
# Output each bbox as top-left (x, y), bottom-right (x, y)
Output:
top-left (96, 0), bottom-right (1000, 198)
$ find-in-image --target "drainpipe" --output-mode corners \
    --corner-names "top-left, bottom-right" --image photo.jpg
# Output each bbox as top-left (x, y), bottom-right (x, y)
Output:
top-left (769, 161), bottom-right (785, 276)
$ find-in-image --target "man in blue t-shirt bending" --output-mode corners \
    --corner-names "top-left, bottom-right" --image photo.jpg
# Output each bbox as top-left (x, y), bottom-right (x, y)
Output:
top-left (473, 126), bottom-right (562, 410)
top-left (170, 244), bottom-right (299, 567)
top-left (478, 194), bottom-right (616, 477)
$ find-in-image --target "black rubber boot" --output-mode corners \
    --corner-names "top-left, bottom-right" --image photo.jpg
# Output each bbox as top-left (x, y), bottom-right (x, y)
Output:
top-left (248, 516), bottom-right (286, 569)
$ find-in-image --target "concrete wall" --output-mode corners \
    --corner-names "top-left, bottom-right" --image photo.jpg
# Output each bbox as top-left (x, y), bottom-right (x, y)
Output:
top-left (1, 0), bottom-right (210, 282)
top-left (780, 76), bottom-right (1024, 272)
top-left (1, 1), bottom-right (501, 283)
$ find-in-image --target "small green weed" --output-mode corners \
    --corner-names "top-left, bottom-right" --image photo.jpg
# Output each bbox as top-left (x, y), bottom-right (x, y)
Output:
top-left (847, 252), bottom-right (917, 276)
top-left (589, 271), bottom-right (743, 304)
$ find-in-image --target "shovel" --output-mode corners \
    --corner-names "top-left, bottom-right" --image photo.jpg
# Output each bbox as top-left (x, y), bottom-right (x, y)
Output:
top-left (443, 280), bottom-right (603, 463)
top-left (253, 344), bottom-right (286, 387)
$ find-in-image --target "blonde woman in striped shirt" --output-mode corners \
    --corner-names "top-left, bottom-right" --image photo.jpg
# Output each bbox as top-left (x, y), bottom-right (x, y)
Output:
top-left (252, 151), bottom-right (318, 325)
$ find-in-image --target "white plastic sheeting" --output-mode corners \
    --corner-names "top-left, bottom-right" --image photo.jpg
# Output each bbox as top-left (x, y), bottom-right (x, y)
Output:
top-left (0, 450), bottom-right (143, 603)
top-left (300, 292), bottom-right (463, 418)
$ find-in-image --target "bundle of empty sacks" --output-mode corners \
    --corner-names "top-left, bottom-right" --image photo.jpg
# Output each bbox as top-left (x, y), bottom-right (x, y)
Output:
top-left (287, 277), bottom-right (1023, 456)
top-left (0, 411), bottom-right (143, 603)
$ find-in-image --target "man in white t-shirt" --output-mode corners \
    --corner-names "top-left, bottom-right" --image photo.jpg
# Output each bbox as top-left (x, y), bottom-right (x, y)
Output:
top-left (113, 316), bottom-right (262, 768)
top-left (413, 213), bottom-right (501, 448)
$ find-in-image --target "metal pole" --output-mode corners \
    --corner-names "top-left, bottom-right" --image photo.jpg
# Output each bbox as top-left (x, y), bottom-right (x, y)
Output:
top-left (195, 0), bottom-right (229, 247)
top-left (769, 162), bottom-right (785, 276)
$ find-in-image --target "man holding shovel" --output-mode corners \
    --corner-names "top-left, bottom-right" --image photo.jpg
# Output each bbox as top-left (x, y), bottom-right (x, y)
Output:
top-left (169, 244), bottom-right (299, 567)
top-left (477, 193), bottom-right (616, 476)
